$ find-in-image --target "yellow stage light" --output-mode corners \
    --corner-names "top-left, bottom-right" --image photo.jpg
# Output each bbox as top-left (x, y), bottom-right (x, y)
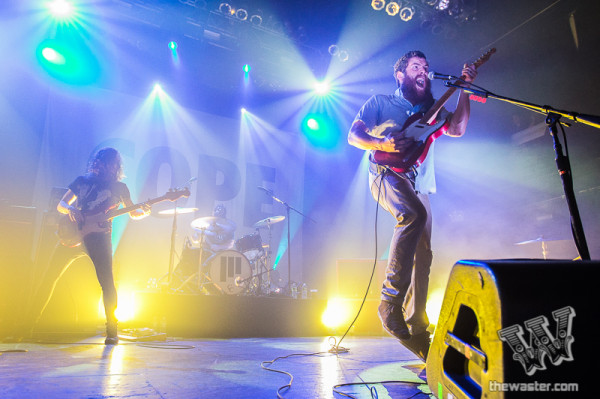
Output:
top-left (321, 297), bottom-right (353, 329)
top-left (371, 0), bottom-right (386, 11)
top-left (385, 1), bottom-right (400, 16)
top-left (97, 290), bottom-right (137, 323)
top-left (426, 287), bottom-right (446, 325)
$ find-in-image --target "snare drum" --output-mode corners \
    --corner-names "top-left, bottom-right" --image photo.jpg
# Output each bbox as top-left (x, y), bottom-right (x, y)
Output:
top-left (208, 250), bottom-right (252, 295)
top-left (235, 232), bottom-right (263, 261)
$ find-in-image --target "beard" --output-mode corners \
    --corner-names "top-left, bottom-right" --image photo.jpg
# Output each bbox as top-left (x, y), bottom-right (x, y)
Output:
top-left (401, 74), bottom-right (434, 106)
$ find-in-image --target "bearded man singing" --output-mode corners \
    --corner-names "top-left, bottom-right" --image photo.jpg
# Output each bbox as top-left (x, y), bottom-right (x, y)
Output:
top-left (348, 50), bottom-right (477, 361)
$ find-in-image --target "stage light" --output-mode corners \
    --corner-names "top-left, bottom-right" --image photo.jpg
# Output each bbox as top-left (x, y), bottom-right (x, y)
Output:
top-left (307, 118), bottom-right (319, 130)
top-left (250, 14), bottom-right (262, 26)
top-left (321, 298), bottom-right (353, 329)
top-left (338, 50), bottom-right (349, 62)
top-left (48, 0), bottom-right (74, 18)
top-left (328, 44), bottom-right (339, 56)
top-left (302, 113), bottom-right (338, 149)
top-left (400, 6), bottom-right (415, 21)
top-left (99, 291), bottom-right (137, 322)
top-left (168, 41), bottom-right (178, 50)
top-left (219, 3), bottom-right (232, 15)
top-left (243, 64), bottom-right (251, 73)
top-left (371, 0), bottom-right (386, 11)
top-left (314, 81), bottom-right (330, 95)
top-left (36, 39), bottom-right (100, 85)
top-left (41, 47), bottom-right (66, 64)
top-left (241, 107), bottom-right (247, 114)
top-left (385, 1), bottom-right (400, 16)
top-left (153, 83), bottom-right (164, 94)
top-left (436, 0), bottom-right (450, 11)
top-left (236, 8), bottom-right (248, 20)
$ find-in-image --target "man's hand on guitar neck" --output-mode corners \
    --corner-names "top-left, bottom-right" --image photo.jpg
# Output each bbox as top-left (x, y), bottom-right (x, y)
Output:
top-left (461, 63), bottom-right (478, 84)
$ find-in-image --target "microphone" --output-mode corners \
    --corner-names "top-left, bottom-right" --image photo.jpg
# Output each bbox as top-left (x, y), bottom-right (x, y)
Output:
top-left (257, 186), bottom-right (273, 195)
top-left (427, 71), bottom-right (458, 80)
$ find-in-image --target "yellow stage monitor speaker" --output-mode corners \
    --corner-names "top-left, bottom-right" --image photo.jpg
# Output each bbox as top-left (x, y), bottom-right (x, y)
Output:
top-left (426, 259), bottom-right (599, 398)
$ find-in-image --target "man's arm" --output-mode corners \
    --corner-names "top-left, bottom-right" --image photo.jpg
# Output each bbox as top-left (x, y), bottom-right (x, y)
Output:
top-left (446, 63), bottom-right (478, 137)
top-left (348, 120), bottom-right (415, 153)
top-left (57, 189), bottom-right (83, 224)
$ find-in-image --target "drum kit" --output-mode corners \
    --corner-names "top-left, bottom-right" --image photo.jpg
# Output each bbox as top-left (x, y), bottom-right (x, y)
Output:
top-left (163, 208), bottom-right (285, 296)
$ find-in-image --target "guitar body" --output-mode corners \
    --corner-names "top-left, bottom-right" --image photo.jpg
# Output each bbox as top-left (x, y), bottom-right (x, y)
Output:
top-left (56, 216), bottom-right (83, 247)
top-left (372, 115), bottom-right (450, 172)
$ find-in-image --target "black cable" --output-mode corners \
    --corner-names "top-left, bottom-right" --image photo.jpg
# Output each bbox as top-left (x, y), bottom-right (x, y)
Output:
top-left (332, 379), bottom-right (430, 399)
top-left (260, 351), bottom-right (335, 399)
top-left (329, 169), bottom-right (386, 354)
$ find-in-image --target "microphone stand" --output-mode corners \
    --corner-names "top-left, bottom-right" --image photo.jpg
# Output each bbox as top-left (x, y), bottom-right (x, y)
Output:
top-left (445, 81), bottom-right (596, 260)
top-left (262, 190), bottom-right (316, 294)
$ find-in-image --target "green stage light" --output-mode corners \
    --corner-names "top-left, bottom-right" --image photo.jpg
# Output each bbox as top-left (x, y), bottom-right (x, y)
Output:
top-left (301, 113), bottom-right (339, 149)
top-left (36, 38), bottom-right (100, 85)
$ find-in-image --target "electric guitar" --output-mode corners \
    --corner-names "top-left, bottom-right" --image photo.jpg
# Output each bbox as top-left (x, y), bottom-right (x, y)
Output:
top-left (372, 48), bottom-right (496, 172)
top-left (57, 188), bottom-right (190, 247)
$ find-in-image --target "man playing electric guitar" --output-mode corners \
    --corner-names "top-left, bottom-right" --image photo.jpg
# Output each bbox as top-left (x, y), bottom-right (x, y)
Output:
top-left (27, 147), bottom-right (150, 345)
top-left (348, 50), bottom-right (478, 361)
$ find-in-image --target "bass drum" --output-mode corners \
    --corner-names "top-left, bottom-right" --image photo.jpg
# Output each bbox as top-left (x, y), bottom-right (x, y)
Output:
top-left (208, 250), bottom-right (252, 295)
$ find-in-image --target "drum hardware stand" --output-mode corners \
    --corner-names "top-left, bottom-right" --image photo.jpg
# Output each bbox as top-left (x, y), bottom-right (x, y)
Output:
top-left (259, 190), bottom-right (317, 294)
top-left (166, 206), bottom-right (179, 286)
top-left (173, 227), bottom-right (223, 294)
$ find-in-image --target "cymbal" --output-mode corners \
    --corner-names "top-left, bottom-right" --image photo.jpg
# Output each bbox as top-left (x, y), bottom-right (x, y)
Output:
top-left (253, 215), bottom-right (285, 228)
top-left (158, 207), bottom-right (198, 216)
top-left (191, 216), bottom-right (236, 232)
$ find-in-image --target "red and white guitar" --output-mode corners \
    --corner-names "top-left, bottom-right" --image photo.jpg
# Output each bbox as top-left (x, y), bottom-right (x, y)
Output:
top-left (57, 188), bottom-right (190, 247)
top-left (372, 48), bottom-right (496, 172)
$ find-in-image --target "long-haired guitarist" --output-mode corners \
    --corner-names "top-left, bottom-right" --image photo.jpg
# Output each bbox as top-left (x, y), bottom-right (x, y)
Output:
top-left (30, 147), bottom-right (150, 345)
top-left (348, 50), bottom-right (477, 361)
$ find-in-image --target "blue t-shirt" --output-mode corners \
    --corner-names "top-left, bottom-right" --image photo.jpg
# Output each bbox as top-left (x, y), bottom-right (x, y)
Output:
top-left (354, 88), bottom-right (450, 194)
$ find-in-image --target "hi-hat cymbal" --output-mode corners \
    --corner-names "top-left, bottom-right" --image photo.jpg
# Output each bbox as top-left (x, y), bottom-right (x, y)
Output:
top-left (158, 207), bottom-right (198, 216)
top-left (191, 216), bottom-right (236, 232)
top-left (253, 215), bottom-right (285, 228)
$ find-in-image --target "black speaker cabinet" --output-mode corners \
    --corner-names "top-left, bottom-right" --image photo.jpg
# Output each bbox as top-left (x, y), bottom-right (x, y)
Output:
top-left (426, 259), bottom-right (599, 398)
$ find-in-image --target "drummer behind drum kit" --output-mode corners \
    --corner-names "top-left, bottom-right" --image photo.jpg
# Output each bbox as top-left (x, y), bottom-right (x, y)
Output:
top-left (167, 210), bottom-right (286, 296)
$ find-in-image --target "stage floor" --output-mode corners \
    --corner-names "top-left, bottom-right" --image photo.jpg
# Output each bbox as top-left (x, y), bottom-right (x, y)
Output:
top-left (0, 335), bottom-right (430, 398)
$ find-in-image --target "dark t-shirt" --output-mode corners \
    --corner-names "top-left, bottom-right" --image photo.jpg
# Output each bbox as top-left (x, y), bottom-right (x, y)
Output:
top-left (68, 174), bottom-right (131, 231)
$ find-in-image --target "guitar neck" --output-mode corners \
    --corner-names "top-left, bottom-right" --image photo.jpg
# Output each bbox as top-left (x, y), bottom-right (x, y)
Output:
top-left (420, 48), bottom-right (496, 125)
top-left (106, 196), bottom-right (166, 220)
top-left (421, 84), bottom-right (459, 125)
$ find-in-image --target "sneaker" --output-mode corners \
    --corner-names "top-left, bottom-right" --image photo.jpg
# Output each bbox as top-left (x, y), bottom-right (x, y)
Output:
top-left (105, 320), bottom-right (119, 345)
top-left (378, 300), bottom-right (411, 341)
top-left (402, 331), bottom-right (431, 362)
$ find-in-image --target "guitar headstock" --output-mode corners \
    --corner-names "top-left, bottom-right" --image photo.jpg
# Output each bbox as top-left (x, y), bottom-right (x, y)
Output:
top-left (165, 188), bottom-right (191, 201)
top-left (472, 48), bottom-right (496, 69)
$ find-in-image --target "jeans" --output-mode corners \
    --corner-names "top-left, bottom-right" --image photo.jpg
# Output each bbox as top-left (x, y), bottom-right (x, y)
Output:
top-left (29, 232), bottom-right (118, 327)
top-left (369, 164), bottom-right (432, 335)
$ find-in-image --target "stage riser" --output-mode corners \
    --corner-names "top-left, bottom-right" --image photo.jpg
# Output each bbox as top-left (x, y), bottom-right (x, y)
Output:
top-left (135, 293), bottom-right (330, 338)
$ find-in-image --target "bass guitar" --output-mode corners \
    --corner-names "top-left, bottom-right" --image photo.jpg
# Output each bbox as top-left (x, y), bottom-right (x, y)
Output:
top-left (57, 188), bottom-right (190, 247)
top-left (372, 48), bottom-right (496, 172)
